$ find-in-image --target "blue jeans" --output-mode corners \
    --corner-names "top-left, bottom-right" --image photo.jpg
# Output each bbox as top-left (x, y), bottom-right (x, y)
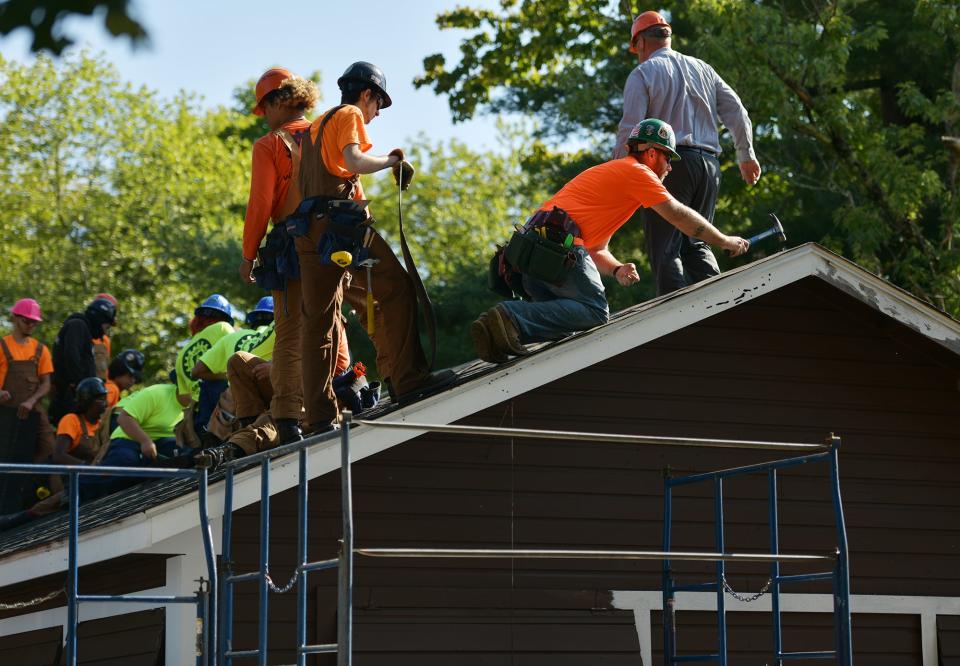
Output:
top-left (196, 380), bottom-right (228, 432)
top-left (499, 246), bottom-right (609, 343)
top-left (80, 438), bottom-right (184, 500)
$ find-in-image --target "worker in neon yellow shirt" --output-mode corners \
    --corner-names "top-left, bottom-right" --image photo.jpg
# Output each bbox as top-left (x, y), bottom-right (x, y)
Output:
top-left (175, 295), bottom-right (237, 405)
top-left (192, 297), bottom-right (275, 381)
top-left (79, 382), bottom-right (186, 500)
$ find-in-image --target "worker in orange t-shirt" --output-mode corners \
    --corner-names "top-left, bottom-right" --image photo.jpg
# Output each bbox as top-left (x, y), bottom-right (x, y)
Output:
top-left (471, 119), bottom-right (750, 363)
top-left (238, 67), bottom-right (319, 446)
top-left (52, 377), bottom-right (109, 466)
top-left (294, 61), bottom-right (455, 434)
top-left (0, 298), bottom-right (56, 471)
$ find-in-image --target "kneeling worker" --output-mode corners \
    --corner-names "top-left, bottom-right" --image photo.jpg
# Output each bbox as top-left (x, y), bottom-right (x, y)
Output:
top-left (473, 118), bottom-right (749, 362)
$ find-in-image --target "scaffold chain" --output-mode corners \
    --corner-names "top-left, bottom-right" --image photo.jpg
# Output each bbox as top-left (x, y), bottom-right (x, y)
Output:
top-left (265, 568), bottom-right (298, 594)
top-left (0, 586), bottom-right (64, 610)
top-left (721, 575), bottom-right (772, 603)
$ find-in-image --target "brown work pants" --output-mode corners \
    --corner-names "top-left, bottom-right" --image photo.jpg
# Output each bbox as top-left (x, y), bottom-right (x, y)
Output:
top-left (229, 412), bottom-right (279, 456)
top-left (227, 352), bottom-right (273, 419)
top-left (270, 279), bottom-right (303, 421)
top-left (295, 216), bottom-right (428, 425)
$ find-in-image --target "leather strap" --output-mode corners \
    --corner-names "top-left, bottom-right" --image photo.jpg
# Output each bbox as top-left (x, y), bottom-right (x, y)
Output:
top-left (396, 185), bottom-right (437, 370)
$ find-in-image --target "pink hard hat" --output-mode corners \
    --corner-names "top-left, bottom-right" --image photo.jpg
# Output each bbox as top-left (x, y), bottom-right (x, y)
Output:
top-left (10, 298), bottom-right (42, 322)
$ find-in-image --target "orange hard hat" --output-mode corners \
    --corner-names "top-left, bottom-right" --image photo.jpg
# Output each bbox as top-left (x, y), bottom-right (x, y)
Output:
top-left (629, 11), bottom-right (671, 53)
top-left (252, 67), bottom-right (294, 116)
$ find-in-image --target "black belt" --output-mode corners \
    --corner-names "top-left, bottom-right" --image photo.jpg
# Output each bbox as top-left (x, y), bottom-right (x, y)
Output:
top-left (677, 146), bottom-right (718, 157)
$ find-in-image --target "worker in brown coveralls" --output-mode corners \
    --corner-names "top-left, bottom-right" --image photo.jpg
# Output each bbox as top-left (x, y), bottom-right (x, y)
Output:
top-left (294, 61), bottom-right (454, 434)
top-left (0, 299), bottom-right (56, 513)
top-left (238, 67), bottom-right (319, 446)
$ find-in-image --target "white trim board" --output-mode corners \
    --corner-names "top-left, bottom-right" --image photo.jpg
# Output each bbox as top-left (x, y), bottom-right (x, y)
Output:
top-left (612, 590), bottom-right (960, 666)
top-left (2, 244), bottom-right (958, 587)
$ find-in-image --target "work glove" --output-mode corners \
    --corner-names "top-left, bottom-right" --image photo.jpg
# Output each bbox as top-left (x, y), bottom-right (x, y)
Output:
top-left (392, 159), bottom-right (415, 190)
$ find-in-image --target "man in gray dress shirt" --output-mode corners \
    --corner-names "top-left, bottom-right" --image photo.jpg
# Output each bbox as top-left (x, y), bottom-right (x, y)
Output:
top-left (614, 10), bottom-right (762, 296)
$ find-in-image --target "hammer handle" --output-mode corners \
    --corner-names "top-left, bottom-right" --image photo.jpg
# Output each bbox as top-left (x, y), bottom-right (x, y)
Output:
top-left (747, 226), bottom-right (780, 244)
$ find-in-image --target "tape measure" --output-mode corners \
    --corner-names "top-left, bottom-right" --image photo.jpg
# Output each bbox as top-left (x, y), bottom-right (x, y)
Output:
top-left (330, 250), bottom-right (353, 267)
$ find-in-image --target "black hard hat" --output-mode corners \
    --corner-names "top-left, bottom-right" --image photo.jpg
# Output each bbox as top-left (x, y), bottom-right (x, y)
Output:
top-left (337, 61), bottom-right (392, 108)
top-left (85, 298), bottom-right (117, 327)
top-left (109, 349), bottom-right (145, 382)
top-left (76, 377), bottom-right (108, 410)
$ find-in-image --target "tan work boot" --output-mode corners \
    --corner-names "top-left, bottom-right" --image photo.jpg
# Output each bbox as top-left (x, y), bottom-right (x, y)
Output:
top-left (488, 304), bottom-right (527, 355)
top-left (470, 313), bottom-right (508, 363)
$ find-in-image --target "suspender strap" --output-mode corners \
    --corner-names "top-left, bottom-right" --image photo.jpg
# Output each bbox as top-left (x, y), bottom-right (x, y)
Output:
top-left (0, 338), bottom-right (12, 364)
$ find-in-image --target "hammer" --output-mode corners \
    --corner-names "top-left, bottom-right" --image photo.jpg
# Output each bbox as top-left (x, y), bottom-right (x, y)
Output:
top-left (727, 213), bottom-right (787, 255)
top-left (748, 213), bottom-right (787, 246)
top-left (356, 258), bottom-right (379, 336)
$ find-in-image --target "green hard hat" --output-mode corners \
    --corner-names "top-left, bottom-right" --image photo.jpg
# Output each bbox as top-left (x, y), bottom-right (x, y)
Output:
top-left (627, 118), bottom-right (681, 161)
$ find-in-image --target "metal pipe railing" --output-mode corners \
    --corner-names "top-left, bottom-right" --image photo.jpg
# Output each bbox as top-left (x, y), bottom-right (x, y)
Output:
top-left (355, 420), bottom-right (828, 452)
top-left (356, 548), bottom-right (834, 563)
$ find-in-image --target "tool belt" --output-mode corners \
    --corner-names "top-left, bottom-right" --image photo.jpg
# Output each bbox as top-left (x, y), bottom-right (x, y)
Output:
top-left (494, 207), bottom-right (581, 290)
top-left (253, 224), bottom-right (295, 291)
top-left (254, 195), bottom-right (360, 289)
top-left (311, 198), bottom-right (372, 268)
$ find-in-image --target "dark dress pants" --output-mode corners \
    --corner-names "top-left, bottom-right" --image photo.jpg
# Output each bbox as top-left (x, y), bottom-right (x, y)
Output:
top-left (643, 147), bottom-right (722, 296)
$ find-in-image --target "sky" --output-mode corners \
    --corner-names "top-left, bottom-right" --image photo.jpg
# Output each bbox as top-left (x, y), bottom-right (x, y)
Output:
top-left (0, 0), bottom-right (510, 153)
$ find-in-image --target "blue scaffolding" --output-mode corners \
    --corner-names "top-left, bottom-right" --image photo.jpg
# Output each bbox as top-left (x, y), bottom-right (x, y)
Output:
top-left (661, 434), bottom-right (852, 664)
top-left (218, 413), bottom-right (355, 666)
top-left (2, 417), bottom-right (852, 665)
top-left (0, 460), bottom-right (219, 666)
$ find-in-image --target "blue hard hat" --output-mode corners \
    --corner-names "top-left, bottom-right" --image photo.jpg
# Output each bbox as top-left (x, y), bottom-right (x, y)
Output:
top-left (251, 296), bottom-right (274, 315)
top-left (194, 294), bottom-right (234, 324)
top-left (245, 296), bottom-right (274, 327)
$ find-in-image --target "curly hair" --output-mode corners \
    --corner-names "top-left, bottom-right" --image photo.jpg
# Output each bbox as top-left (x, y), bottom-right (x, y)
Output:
top-left (262, 77), bottom-right (319, 112)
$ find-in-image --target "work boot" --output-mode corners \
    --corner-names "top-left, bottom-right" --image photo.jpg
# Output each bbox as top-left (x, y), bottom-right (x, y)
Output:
top-left (396, 368), bottom-right (458, 406)
top-left (275, 418), bottom-right (303, 445)
top-left (488, 304), bottom-right (527, 355)
top-left (470, 314), bottom-right (508, 364)
top-left (196, 443), bottom-right (244, 472)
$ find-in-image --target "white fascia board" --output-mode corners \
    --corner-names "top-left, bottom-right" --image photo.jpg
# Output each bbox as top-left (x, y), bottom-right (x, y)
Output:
top-left (807, 249), bottom-right (960, 354)
top-left (3, 245), bottom-right (957, 585)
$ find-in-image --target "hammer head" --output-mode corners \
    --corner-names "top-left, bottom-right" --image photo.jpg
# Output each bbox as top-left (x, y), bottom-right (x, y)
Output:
top-left (769, 213), bottom-right (787, 243)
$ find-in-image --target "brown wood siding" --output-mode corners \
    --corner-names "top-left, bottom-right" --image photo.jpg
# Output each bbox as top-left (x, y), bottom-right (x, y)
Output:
top-left (649, 611), bottom-right (920, 665)
top-left (0, 625), bottom-right (62, 665)
top-left (223, 277), bottom-right (960, 664)
top-left (941, 614), bottom-right (960, 664)
top-left (58, 607), bottom-right (164, 665)
top-left (0, 554), bottom-right (168, 622)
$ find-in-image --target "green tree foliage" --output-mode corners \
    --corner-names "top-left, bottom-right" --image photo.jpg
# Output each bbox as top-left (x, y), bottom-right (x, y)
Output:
top-left (0, 52), bottom-right (251, 379)
top-left (417, 0), bottom-right (960, 314)
top-left (0, 0), bottom-right (147, 54)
